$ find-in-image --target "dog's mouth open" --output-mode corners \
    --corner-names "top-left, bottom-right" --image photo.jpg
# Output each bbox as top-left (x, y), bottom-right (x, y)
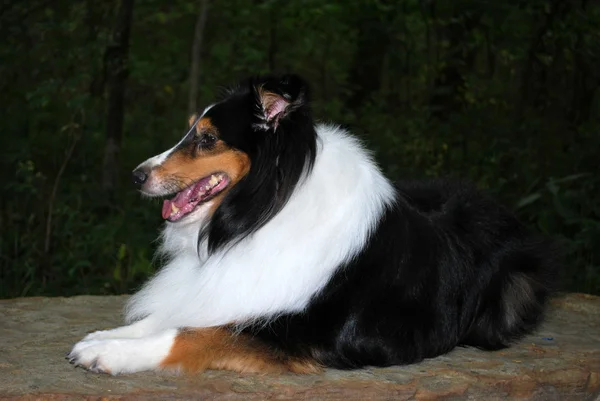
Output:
top-left (161, 173), bottom-right (230, 222)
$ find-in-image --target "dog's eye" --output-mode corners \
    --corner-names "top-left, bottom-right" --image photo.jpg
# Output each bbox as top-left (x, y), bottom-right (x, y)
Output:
top-left (198, 133), bottom-right (217, 149)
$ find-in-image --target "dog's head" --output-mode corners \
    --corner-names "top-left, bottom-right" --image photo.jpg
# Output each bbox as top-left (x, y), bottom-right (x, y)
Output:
top-left (133, 74), bottom-right (316, 234)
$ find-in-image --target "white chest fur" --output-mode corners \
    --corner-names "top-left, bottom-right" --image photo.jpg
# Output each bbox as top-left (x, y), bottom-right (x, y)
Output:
top-left (125, 125), bottom-right (395, 330)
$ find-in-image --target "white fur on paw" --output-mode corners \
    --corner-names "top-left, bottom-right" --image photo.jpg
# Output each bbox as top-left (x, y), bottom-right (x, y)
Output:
top-left (67, 330), bottom-right (177, 375)
top-left (81, 329), bottom-right (119, 342)
top-left (81, 318), bottom-right (159, 342)
top-left (68, 339), bottom-right (132, 375)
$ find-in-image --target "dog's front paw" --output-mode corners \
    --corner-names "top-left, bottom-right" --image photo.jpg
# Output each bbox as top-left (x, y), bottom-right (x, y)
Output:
top-left (67, 330), bottom-right (177, 375)
top-left (67, 339), bottom-right (130, 375)
top-left (80, 329), bottom-right (117, 342)
top-left (79, 319), bottom-right (159, 342)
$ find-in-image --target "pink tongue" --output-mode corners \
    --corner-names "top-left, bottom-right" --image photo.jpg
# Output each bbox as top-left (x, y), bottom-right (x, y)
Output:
top-left (161, 200), bottom-right (173, 220)
top-left (161, 176), bottom-right (213, 220)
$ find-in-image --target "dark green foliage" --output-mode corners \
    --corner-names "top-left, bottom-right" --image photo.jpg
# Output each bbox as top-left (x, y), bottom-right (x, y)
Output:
top-left (1, 0), bottom-right (598, 298)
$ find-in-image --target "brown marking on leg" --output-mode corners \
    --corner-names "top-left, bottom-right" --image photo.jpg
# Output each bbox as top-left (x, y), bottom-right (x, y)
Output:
top-left (286, 357), bottom-right (324, 374)
top-left (159, 327), bottom-right (322, 375)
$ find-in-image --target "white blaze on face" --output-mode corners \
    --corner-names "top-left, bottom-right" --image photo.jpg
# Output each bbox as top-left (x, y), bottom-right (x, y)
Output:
top-left (133, 105), bottom-right (218, 198)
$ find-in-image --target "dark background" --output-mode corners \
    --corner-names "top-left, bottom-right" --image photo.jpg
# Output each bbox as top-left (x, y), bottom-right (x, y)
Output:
top-left (1, 0), bottom-right (598, 298)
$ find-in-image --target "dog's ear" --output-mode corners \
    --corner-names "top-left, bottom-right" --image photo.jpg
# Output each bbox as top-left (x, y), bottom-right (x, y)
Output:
top-left (254, 74), bottom-right (308, 130)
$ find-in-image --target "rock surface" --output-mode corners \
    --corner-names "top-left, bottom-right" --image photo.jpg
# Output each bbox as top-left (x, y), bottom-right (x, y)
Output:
top-left (0, 294), bottom-right (598, 400)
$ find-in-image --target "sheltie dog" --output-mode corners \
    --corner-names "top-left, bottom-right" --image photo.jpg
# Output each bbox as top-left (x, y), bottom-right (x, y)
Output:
top-left (68, 74), bottom-right (558, 375)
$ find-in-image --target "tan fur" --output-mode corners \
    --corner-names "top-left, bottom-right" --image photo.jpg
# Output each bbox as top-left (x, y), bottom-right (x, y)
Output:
top-left (258, 88), bottom-right (282, 108)
top-left (159, 327), bottom-right (322, 374)
top-left (257, 87), bottom-right (287, 116)
top-left (188, 114), bottom-right (218, 135)
top-left (154, 116), bottom-right (251, 213)
top-left (155, 145), bottom-right (249, 185)
top-left (188, 113), bottom-right (199, 129)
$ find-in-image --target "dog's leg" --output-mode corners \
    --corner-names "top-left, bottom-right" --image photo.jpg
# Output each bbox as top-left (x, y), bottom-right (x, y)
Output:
top-left (68, 327), bottom-right (321, 375)
top-left (79, 315), bottom-right (159, 342)
top-left (68, 329), bottom-right (177, 375)
top-left (160, 327), bottom-right (322, 374)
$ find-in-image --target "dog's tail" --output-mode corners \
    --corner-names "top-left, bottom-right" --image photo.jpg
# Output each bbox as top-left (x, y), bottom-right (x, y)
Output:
top-left (461, 238), bottom-right (560, 349)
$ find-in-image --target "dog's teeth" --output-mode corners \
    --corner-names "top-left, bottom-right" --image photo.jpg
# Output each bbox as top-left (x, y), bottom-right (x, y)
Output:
top-left (209, 175), bottom-right (219, 186)
top-left (171, 204), bottom-right (179, 214)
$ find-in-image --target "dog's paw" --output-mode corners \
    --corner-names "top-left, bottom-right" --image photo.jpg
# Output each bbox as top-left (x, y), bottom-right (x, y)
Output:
top-left (79, 319), bottom-right (159, 342)
top-left (67, 339), bottom-right (130, 375)
top-left (81, 329), bottom-right (118, 342)
top-left (67, 330), bottom-right (177, 375)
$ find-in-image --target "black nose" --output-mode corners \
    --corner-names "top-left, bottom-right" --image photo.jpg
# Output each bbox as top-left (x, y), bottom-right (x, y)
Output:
top-left (132, 169), bottom-right (148, 185)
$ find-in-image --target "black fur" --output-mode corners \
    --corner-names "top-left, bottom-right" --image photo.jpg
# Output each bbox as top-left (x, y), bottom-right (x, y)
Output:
top-left (199, 75), bottom-right (317, 253)
top-left (203, 74), bottom-right (559, 368)
top-left (245, 180), bottom-right (558, 367)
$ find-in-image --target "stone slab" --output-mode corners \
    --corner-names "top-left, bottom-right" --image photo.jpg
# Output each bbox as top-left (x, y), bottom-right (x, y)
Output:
top-left (0, 294), bottom-right (598, 400)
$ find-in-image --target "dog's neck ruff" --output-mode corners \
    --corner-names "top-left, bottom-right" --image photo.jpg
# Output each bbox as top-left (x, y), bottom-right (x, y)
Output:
top-left (125, 124), bottom-right (395, 329)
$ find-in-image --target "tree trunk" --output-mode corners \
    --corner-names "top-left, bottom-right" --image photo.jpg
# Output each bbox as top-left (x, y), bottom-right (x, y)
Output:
top-left (483, 25), bottom-right (496, 79)
top-left (188, 0), bottom-right (210, 116)
top-left (345, 3), bottom-right (394, 111)
top-left (267, 4), bottom-right (278, 73)
top-left (102, 0), bottom-right (134, 193)
top-left (517, 0), bottom-right (570, 118)
top-left (429, 8), bottom-right (481, 120)
top-left (86, 0), bottom-right (106, 97)
top-left (567, 2), bottom-right (598, 126)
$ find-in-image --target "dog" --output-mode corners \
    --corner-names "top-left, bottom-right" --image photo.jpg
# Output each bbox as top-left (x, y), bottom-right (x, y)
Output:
top-left (68, 74), bottom-right (558, 375)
